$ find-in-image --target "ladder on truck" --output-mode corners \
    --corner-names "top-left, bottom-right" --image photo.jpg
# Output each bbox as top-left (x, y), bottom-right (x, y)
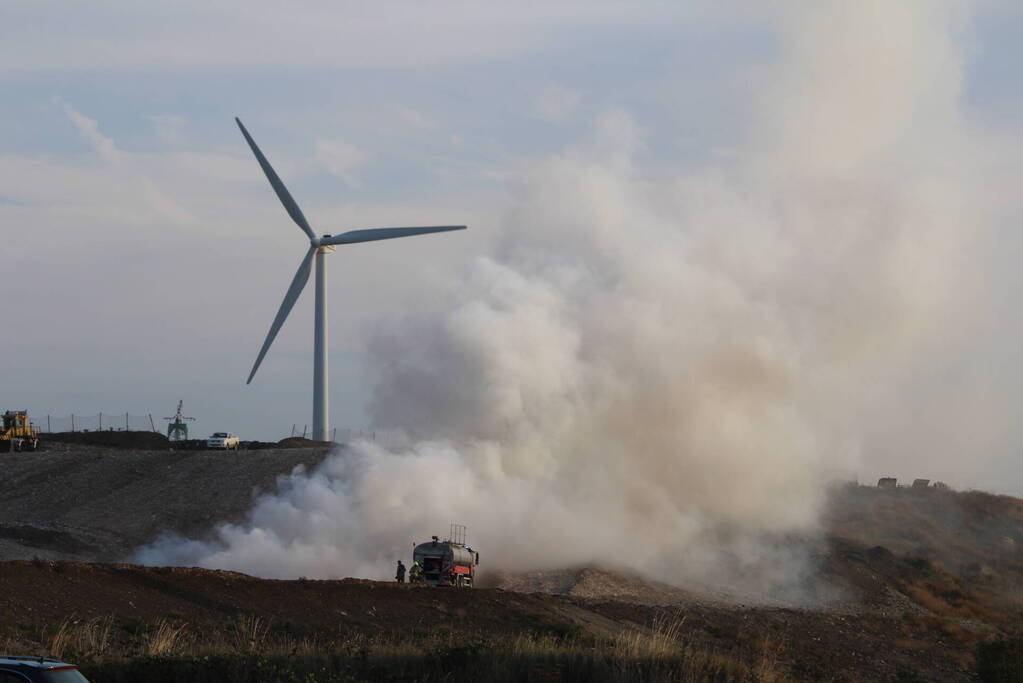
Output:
top-left (448, 523), bottom-right (467, 546)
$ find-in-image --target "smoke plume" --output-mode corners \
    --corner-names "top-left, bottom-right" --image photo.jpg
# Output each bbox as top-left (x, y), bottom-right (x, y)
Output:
top-left (137, 2), bottom-right (997, 600)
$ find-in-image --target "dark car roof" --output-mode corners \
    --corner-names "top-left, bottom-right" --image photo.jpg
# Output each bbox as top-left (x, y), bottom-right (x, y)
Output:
top-left (0, 656), bottom-right (69, 669)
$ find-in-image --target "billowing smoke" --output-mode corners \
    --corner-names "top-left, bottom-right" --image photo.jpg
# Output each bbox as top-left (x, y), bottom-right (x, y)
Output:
top-left (137, 2), bottom-right (996, 599)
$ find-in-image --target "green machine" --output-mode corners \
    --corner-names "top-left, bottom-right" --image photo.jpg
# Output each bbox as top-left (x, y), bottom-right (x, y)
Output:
top-left (164, 400), bottom-right (195, 441)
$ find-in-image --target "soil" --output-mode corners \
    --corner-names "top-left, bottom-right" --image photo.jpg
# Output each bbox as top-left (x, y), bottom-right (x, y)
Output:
top-left (42, 431), bottom-right (173, 451)
top-left (0, 561), bottom-right (988, 681)
top-left (1, 442), bottom-right (1022, 680)
top-left (0, 441), bottom-right (331, 561)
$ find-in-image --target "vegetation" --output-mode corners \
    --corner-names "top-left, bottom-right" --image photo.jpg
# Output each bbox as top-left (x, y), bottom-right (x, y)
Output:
top-left (2, 614), bottom-right (789, 683)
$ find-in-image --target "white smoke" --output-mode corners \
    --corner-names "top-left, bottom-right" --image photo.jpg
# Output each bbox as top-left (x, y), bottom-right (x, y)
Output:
top-left (137, 2), bottom-right (1001, 599)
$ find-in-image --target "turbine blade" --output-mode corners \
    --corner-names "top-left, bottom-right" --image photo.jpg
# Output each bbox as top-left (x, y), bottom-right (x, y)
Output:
top-left (247, 246), bottom-right (316, 384)
top-left (320, 225), bottom-right (466, 246)
top-left (236, 117), bottom-right (317, 242)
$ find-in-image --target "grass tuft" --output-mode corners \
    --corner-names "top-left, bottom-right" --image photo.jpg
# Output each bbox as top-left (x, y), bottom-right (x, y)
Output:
top-left (143, 620), bottom-right (189, 657)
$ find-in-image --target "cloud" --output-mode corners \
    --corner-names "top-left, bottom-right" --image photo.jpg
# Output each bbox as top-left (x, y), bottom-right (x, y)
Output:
top-left (0, 1), bottom-right (712, 72)
top-left (53, 102), bottom-right (197, 226)
top-left (398, 107), bottom-right (432, 130)
top-left (313, 139), bottom-right (367, 186)
top-left (531, 83), bottom-right (583, 123)
top-left (147, 114), bottom-right (187, 146)
top-left (60, 101), bottom-right (120, 163)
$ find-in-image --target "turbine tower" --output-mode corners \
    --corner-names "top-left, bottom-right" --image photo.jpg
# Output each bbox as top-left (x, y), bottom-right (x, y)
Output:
top-left (236, 117), bottom-right (466, 442)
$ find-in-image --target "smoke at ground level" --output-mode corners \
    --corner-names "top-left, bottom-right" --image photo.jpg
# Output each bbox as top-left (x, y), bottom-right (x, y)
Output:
top-left (135, 440), bottom-right (829, 604)
top-left (137, 0), bottom-right (1014, 599)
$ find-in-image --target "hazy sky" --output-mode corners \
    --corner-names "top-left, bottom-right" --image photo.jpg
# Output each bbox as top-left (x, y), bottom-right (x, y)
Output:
top-left (2, 2), bottom-right (1022, 492)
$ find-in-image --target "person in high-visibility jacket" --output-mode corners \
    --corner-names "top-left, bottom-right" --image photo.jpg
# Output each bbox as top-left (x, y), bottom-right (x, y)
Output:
top-left (409, 561), bottom-right (423, 583)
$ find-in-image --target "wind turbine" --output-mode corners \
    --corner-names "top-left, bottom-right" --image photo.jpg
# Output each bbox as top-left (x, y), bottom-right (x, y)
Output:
top-left (236, 117), bottom-right (466, 442)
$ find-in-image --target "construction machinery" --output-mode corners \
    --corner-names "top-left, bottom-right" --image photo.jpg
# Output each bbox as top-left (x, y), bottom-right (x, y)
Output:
top-left (1, 410), bottom-right (39, 452)
top-left (163, 400), bottom-right (195, 441)
top-left (411, 524), bottom-right (479, 588)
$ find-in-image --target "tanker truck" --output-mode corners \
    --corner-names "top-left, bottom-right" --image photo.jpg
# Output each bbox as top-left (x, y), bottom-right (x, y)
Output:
top-left (412, 524), bottom-right (478, 588)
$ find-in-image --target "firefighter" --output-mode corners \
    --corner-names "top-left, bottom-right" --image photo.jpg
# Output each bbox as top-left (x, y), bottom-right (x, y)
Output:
top-left (396, 560), bottom-right (406, 584)
top-left (409, 561), bottom-right (423, 584)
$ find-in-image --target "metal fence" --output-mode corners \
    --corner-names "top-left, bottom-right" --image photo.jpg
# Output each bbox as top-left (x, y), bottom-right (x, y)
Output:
top-left (290, 425), bottom-right (409, 448)
top-left (37, 413), bottom-right (157, 433)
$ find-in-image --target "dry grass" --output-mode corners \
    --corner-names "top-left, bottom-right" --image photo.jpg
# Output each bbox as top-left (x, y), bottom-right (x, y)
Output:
top-left (753, 634), bottom-right (786, 683)
top-left (9, 614), bottom-right (796, 682)
top-left (47, 620), bottom-right (73, 659)
top-left (143, 620), bottom-right (188, 656)
top-left (487, 615), bottom-right (790, 683)
top-left (229, 614), bottom-right (269, 654)
top-left (611, 612), bottom-right (687, 659)
top-left (0, 633), bottom-right (31, 656)
top-left (268, 633), bottom-right (321, 657)
top-left (47, 617), bottom-right (113, 660)
top-left (902, 583), bottom-right (954, 615)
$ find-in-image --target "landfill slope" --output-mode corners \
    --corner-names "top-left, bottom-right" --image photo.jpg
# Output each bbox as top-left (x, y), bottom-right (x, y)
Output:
top-left (0, 444), bottom-right (331, 562)
top-left (3, 443), bottom-right (1023, 628)
top-left (2, 447), bottom-right (1022, 680)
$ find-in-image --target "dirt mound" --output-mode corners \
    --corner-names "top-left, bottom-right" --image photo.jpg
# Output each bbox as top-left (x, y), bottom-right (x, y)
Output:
top-left (824, 484), bottom-right (1023, 621)
top-left (0, 443), bottom-right (332, 561)
top-left (43, 430), bottom-right (171, 450)
top-left (3, 444), bottom-right (1022, 629)
top-left (826, 484), bottom-right (1023, 571)
top-left (275, 436), bottom-right (328, 448)
top-left (481, 566), bottom-right (712, 605)
top-left (478, 486), bottom-right (1023, 625)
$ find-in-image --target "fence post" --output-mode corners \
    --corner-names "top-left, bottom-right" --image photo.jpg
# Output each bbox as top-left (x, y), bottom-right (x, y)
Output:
top-left (125, 413), bottom-right (128, 431)
top-left (71, 414), bottom-right (75, 432)
top-left (47, 415), bottom-right (51, 433)
top-left (99, 413), bottom-right (103, 431)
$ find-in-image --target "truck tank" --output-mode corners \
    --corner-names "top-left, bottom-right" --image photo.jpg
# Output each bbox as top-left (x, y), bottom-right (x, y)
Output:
top-left (411, 525), bottom-right (478, 587)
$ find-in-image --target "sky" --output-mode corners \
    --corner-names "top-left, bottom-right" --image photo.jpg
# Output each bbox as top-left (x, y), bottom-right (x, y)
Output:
top-left (2, 1), bottom-right (1022, 494)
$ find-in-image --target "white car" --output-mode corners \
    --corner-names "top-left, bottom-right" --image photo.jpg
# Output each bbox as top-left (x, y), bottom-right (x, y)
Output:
top-left (207, 432), bottom-right (240, 450)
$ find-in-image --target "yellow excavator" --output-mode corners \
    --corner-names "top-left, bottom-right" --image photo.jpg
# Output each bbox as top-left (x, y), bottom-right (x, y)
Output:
top-left (1, 410), bottom-right (39, 452)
